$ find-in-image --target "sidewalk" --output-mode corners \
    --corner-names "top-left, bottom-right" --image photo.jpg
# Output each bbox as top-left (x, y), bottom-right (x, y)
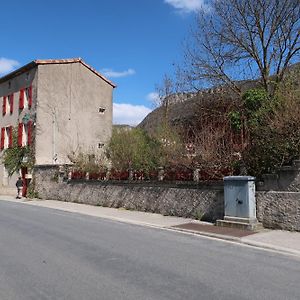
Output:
top-left (1, 195), bottom-right (300, 258)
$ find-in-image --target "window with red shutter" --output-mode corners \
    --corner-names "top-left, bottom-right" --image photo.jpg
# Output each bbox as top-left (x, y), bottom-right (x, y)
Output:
top-left (1, 128), bottom-right (5, 149)
top-left (18, 123), bottom-right (23, 147)
top-left (27, 121), bottom-right (32, 145)
top-left (28, 86), bottom-right (32, 109)
top-left (2, 96), bottom-right (6, 116)
top-left (8, 126), bottom-right (13, 148)
top-left (10, 94), bottom-right (14, 114)
top-left (19, 89), bottom-right (24, 110)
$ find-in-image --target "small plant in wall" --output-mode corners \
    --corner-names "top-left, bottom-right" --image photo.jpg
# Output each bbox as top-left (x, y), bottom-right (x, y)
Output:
top-left (2, 127), bottom-right (34, 176)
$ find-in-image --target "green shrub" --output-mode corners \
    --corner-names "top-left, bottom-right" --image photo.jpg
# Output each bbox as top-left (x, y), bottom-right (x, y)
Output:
top-left (243, 86), bottom-right (300, 176)
top-left (242, 89), bottom-right (269, 112)
top-left (107, 128), bottom-right (161, 173)
top-left (228, 111), bottom-right (242, 131)
top-left (152, 123), bottom-right (185, 167)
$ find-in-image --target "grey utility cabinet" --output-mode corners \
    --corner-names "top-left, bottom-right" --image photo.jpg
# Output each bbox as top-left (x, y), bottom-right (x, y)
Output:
top-left (223, 176), bottom-right (256, 220)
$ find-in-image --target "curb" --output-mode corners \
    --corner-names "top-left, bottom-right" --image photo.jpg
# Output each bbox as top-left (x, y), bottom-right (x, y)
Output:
top-left (164, 226), bottom-right (300, 259)
top-left (240, 239), bottom-right (300, 258)
top-left (166, 227), bottom-right (241, 242)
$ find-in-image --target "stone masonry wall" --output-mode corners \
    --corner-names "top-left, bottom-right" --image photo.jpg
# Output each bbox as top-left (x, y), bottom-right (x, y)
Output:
top-left (34, 165), bottom-right (224, 222)
top-left (256, 192), bottom-right (300, 231)
top-left (33, 165), bottom-right (300, 231)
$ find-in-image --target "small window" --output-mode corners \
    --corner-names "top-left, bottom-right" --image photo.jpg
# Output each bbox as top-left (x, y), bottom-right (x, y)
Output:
top-left (25, 73), bottom-right (30, 81)
top-left (98, 107), bottom-right (106, 114)
top-left (98, 143), bottom-right (105, 149)
top-left (8, 81), bottom-right (11, 89)
top-left (88, 154), bottom-right (95, 162)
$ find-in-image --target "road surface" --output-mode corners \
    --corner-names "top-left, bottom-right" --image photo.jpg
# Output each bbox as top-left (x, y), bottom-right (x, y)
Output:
top-left (0, 200), bottom-right (299, 300)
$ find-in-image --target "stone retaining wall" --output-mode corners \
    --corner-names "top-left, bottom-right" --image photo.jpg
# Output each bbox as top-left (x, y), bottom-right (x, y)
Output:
top-left (256, 192), bottom-right (300, 231)
top-left (34, 165), bottom-right (224, 221)
top-left (33, 165), bottom-right (300, 231)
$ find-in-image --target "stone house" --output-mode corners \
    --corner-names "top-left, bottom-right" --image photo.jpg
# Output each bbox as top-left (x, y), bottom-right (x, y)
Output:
top-left (0, 58), bottom-right (115, 195)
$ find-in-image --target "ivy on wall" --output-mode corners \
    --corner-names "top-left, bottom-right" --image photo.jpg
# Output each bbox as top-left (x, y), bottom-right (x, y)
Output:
top-left (2, 127), bottom-right (34, 176)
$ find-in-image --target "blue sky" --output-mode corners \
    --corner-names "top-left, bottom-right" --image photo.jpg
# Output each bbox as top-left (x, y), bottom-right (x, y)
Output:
top-left (0, 0), bottom-right (208, 125)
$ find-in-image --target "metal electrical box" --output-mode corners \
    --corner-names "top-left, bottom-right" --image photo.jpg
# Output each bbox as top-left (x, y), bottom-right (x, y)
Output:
top-left (224, 176), bottom-right (256, 220)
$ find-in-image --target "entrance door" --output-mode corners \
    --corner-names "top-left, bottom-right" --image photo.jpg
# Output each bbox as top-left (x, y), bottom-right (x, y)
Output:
top-left (21, 167), bottom-right (27, 197)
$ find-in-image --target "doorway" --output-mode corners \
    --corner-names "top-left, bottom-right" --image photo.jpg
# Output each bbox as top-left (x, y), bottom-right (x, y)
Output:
top-left (21, 167), bottom-right (27, 197)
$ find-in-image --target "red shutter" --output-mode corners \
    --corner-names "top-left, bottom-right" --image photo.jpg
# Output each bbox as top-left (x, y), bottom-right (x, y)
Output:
top-left (8, 126), bottom-right (13, 148)
top-left (18, 123), bottom-right (23, 147)
top-left (27, 121), bottom-right (32, 145)
top-left (1, 128), bottom-right (5, 149)
top-left (2, 96), bottom-right (6, 116)
top-left (28, 86), bottom-right (32, 108)
top-left (19, 89), bottom-right (24, 109)
top-left (10, 94), bottom-right (14, 114)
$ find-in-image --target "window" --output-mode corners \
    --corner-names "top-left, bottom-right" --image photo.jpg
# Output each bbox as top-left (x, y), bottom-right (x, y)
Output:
top-left (88, 154), bottom-right (95, 163)
top-left (8, 81), bottom-right (11, 89)
top-left (1, 94), bottom-right (13, 116)
top-left (8, 94), bottom-right (14, 114)
top-left (9, 95), bottom-right (13, 114)
top-left (17, 122), bottom-right (32, 147)
top-left (98, 107), bottom-right (106, 114)
top-left (19, 86), bottom-right (32, 110)
top-left (1, 126), bottom-right (12, 150)
top-left (97, 143), bottom-right (105, 149)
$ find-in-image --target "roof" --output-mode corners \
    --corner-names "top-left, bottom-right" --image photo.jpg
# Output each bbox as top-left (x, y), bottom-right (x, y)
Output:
top-left (0, 58), bottom-right (116, 88)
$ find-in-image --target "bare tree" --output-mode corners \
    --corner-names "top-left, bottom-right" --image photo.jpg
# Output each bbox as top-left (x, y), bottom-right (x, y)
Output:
top-left (181, 0), bottom-right (300, 95)
top-left (155, 74), bottom-right (176, 124)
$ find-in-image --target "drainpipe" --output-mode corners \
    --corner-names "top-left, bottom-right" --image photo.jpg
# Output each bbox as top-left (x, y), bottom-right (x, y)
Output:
top-left (52, 112), bottom-right (57, 164)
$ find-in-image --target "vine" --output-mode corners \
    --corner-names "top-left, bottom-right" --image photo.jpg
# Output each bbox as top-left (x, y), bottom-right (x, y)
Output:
top-left (2, 127), bottom-right (35, 176)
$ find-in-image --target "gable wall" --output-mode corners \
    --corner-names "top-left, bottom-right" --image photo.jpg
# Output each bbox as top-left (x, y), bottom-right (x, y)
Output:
top-left (35, 62), bottom-right (113, 165)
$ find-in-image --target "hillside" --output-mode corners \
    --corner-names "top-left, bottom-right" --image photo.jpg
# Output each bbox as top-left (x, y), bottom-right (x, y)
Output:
top-left (138, 81), bottom-right (259, 134)
top-left (138, 64), bottom-right (300, 134)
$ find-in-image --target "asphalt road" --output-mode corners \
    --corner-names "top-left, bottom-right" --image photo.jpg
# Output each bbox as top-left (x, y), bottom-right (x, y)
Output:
top-left (0, 200), bottom-right (299, 300)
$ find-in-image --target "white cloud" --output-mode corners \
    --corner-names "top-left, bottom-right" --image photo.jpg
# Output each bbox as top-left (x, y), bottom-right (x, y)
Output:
top-left (146, 92), bottom-right (160, 104)
top-left (164, 0), bottom-right (210, 13)
top-left (113, 103), bottom-right (152, 126)
top-left (101, 68), bottom-right (136, 78)
top-left (0, 58), bottom-right (20, 75)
